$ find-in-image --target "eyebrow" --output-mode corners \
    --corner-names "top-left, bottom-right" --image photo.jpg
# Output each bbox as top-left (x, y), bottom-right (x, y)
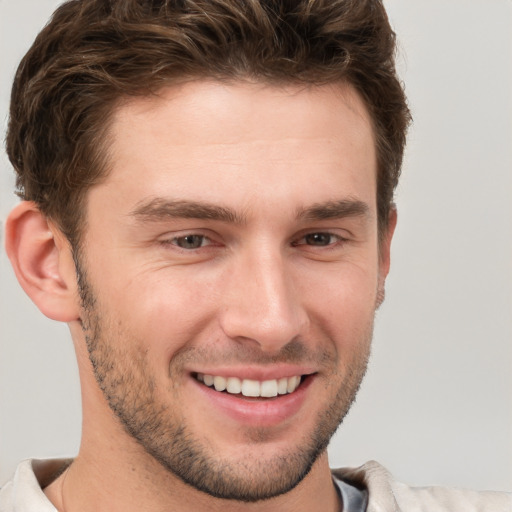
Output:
top-left (129, 197), bottom-right (370, 224)
top-left (129, 198), bottom-right (245, 224)
top-left (298, 199), bottom-right (371, 222)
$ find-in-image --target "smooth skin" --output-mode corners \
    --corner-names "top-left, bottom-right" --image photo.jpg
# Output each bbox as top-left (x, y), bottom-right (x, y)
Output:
top-left (6, 80), bottom-right (396, 512)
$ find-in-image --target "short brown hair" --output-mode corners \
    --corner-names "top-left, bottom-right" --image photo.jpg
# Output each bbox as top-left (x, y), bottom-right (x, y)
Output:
top-left (6, 0), bottom-right (410, 245)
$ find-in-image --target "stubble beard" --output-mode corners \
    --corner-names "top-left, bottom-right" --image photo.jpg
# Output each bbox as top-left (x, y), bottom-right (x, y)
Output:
top-left (76, 259), bottom-right (373, 502)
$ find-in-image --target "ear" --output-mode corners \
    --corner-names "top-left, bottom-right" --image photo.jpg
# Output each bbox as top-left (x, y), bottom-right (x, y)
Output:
top-left (376, 207), bottom-right (397, 307)
top-left (5, 201), bottom-right (80, 322)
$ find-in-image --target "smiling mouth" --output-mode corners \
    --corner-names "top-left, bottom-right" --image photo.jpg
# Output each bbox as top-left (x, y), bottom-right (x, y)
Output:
top-left (195, 373), bottom-right (304, 398)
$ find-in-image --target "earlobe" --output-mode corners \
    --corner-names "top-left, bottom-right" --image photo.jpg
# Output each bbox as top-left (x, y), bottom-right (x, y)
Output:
top-left (5, 201), bottom-right (80, 322)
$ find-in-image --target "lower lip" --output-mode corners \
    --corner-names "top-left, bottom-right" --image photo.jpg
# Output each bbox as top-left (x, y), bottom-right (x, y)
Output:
top-left (191, 375), bottom-right (314, 427)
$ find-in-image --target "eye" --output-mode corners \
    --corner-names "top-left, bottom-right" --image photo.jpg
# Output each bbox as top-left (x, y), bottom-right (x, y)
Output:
top-left (294, 232), bottom-right (342, 247)
top-left (171, 234), bottom-right (210, 249)
top-left (303, 232), bottom-right (337, 246)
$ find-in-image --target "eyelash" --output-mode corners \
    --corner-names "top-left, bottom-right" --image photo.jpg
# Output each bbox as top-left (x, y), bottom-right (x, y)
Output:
top-left (292, 232), bottom-right (346, 248)
top-left (161, 234), bottom-right (215, 250)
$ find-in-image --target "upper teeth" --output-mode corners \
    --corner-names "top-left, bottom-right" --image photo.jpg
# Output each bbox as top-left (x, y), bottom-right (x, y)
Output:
top-left (197, 374), bottom-right (302, 397)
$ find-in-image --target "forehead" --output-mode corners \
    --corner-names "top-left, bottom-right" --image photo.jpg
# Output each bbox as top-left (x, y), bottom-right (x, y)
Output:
top-left (112, 80), bottom-right (375, 152)
top-left (97, 80), bottom-right (377, 218)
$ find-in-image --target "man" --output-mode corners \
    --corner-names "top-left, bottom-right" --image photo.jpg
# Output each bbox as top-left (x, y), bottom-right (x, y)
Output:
top-left (0, 1), bottom-right (510, 511)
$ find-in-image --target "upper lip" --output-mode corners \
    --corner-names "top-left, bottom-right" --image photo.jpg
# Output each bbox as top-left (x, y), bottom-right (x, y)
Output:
top-left (189, 365), bottom-right (317, 381)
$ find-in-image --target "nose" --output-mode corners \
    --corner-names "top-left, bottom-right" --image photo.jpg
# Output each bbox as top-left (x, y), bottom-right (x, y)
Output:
top-left (219, 248), bottom-right (308, 352)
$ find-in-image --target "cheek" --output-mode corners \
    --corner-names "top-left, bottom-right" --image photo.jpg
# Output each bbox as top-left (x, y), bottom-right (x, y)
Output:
top-left (104, 270), bottom-right (221, 358)
top-left (299, 264), bottom-right (379, 340)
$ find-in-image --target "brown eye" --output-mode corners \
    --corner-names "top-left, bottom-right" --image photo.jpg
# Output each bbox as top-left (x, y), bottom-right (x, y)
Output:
top-left (303, 233), bottom-right (335, 246)
top-left (173, 235), bottom-right (207, 249)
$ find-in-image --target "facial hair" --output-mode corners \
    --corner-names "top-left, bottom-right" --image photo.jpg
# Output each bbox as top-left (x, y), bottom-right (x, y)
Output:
top-left (76, 257), bottom-right (373, 502)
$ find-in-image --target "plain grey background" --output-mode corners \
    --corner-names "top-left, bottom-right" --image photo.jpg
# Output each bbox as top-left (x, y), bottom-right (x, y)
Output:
top-left (1, 0), bottom-right (511, 491)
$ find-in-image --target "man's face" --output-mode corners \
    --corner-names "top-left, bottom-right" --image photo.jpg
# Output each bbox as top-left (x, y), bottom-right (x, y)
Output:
top-left (76, 81), bottom-right (389, 501)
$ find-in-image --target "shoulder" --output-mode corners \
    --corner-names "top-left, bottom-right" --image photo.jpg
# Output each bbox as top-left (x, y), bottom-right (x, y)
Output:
top-left (0, 459), bottom-right (70, 512)
top-left (0, 480), bottom-right (14, 512)
top-left (332, 461), bottom-right (512, 512)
